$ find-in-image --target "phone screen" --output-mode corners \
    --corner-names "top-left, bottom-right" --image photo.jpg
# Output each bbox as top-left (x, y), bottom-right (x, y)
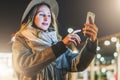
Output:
top-left (86, 11), bottom-right (95, 24)
top-left (85, 11), bottom-right (95, 38)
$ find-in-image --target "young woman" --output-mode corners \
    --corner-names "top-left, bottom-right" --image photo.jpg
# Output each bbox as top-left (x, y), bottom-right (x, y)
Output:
top-left (12, 0), bottom-right (98, 80)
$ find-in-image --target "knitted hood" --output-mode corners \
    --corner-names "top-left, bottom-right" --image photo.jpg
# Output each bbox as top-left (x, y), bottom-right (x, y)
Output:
top-left (21, 0), bottom-right (59, 23)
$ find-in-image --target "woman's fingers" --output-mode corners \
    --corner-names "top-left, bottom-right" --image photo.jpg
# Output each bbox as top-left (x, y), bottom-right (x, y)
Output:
top-left (71, 34), bottom-right (81, 44)
top-left (62, 29), bottom-right (81, 46)
top-left (83, 23), bottom-right (98, 41)
top-left (72, 29), bottom-right (81, 34)
top-left (84, 23), bottom-right (98, 32)
top-left (83, 27), bottom-right (96, 35)
top-left (69, 38), bottom-right (77, 46)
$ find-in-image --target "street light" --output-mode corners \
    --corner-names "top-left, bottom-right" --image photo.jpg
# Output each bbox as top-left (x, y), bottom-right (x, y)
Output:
top-left (111, 37), bottom-right (117, 42)
top-left (113, 52), bottom-right (118, 58)
top-left (67, 28), bottom-right (74, 33)
top-left (104, 40), bottom-right (110, 46)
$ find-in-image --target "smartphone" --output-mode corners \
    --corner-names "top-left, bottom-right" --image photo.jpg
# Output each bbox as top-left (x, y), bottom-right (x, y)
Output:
top-left (85, 11), bottom-right (95, 38)
top-left (86, 11), bottom-right (95, 24)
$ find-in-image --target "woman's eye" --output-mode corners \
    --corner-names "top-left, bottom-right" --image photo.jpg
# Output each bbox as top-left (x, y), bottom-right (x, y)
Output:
top-left (48, 15), bottom-right (51, 17)
top-left (39, 14), bottom-right (51, 18)
top-left (39, 14), bottom-right (44, 16)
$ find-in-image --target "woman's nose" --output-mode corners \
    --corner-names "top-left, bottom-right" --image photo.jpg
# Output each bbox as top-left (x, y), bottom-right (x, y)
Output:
top-left (44, 15), bottom-right (47, 21)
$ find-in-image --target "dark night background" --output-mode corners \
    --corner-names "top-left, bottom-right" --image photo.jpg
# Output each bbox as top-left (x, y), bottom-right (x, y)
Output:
top-left (0, 0), bottom-right (120, 52)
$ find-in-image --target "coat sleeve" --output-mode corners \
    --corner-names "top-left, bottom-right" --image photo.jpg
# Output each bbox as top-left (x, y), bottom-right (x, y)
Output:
top-left (55, 39), bottom-right (97, 72)
top-left (12, 36), bottom-right (67, 76)
top-left (70, 38), bottom-right (97, 72)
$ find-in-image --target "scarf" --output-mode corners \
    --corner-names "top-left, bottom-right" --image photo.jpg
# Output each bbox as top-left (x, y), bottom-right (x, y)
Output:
top-left (21, 27), bottom-right (59, 52)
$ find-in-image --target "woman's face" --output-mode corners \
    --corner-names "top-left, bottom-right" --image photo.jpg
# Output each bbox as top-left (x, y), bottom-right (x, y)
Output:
top-left (34, 5), bottom-right (51, 31)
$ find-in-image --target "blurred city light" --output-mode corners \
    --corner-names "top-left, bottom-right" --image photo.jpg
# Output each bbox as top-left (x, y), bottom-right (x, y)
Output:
top-left (97, 46), bottom-right (100, 51)
top-left (111, 59), bottom-right (115, 64)
top-left (111, 37), bottom-right (117, 42)
top-left (116, 0), bottom-right (120, 9)
top-left (96, 54), bottom-right (101, 59)
top-left (0, 53), bottom-right (16, 80)
top-left (100, 57), bottom-right (105, 62)
top-left (116, 42), bottom-right (120, 48)
top-left (101, 68), bottom-right (106, 73)
top-left (113, 52), bottom-right (118, 58)
top-left (104, 40), bottom-right (110, 46)
top-left (67, 28), bottom-right (74, 33)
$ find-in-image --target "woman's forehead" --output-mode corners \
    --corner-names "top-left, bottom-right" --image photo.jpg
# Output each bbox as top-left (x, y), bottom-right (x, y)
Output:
top-left (37, 5), bottom-right (51, 12)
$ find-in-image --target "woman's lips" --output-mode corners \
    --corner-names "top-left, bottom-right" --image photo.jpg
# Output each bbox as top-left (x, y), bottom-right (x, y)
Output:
top-left (42, 23), bottom-right (48, 26)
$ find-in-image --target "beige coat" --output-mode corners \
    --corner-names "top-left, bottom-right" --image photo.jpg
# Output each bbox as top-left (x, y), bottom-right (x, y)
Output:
top-left (12, 28), bottom-right (97, 80)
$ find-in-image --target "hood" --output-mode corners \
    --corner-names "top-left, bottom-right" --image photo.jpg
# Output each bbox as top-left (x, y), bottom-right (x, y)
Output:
top-left (21, 0), bottom-right (59, 23)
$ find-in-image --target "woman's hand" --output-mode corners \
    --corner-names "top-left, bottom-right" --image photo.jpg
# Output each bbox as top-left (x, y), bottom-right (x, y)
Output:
top-left (83, 18), bottom-right (98, 42)
top-left (62, 29), bottom-right (81, 46)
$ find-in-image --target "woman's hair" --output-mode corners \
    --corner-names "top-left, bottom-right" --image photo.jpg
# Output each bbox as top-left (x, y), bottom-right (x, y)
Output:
top-left (15, 2), bottom-right (60, 38)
